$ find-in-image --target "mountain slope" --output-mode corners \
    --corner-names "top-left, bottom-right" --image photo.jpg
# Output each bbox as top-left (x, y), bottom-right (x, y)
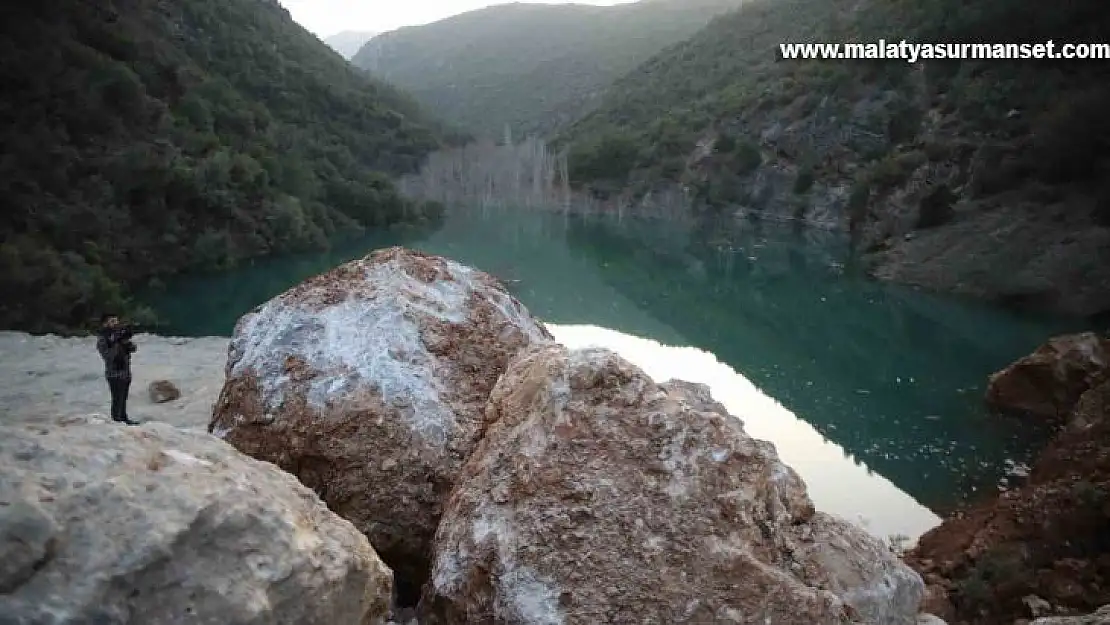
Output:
top-left (558, 0), bottom-right (1110, 318)
top-left (0, 0), bottom-right (456, 333)
top-left (352, 0), bottom-right (741, 139)
top-left (325, 30), bottom-right (378, 59)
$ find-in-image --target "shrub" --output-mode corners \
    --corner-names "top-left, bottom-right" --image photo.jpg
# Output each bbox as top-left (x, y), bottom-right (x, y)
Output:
top-left (916, 184), bottom-right (956, 229)
top-left (715, 132), bottom-right (737, 153)
top-left (1032, 86), bottom-right (1110, 185)
top-left (793, 166), bottom-right (816, 194)
top-left (952, 546), bottom-right (1033, 616)
top-left (971, 149), bottom-right (1030, 197)
top-left (869, 150), bottom-right (925, 192)
top-left (886, 99), bottom-right (924, 145)
top-left (732, 140), bottom-right (762, 174)
top-left (847, 178), bottom-right (872, 227)
top-left (568, 131), bottom-right (643, 184)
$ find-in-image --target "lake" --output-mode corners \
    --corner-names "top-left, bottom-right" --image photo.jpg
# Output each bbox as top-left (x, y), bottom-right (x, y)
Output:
top-left (144, 205), bottom-right (1083, 542)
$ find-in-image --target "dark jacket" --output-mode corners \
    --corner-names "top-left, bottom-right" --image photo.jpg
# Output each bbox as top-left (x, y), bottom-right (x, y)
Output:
top-left (97, 330), bottom-right (136, 380)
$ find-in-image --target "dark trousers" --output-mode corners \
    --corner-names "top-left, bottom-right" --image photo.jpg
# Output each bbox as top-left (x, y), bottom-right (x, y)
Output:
top-left (108, 376), bottom-right (131, 422)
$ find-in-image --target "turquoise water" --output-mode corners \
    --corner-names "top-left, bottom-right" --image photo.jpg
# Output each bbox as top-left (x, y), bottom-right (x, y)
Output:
top-left (144, 205), bottom-right (1083, 535)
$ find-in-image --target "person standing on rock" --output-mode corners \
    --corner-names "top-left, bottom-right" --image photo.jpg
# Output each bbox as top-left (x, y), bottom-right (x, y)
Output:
top-left (96, 313), bottom-right (139, 425)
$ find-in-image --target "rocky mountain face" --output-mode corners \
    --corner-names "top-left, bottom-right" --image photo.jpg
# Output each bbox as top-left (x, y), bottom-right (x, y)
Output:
top-left (557, 0), bottom-right (1110, 318)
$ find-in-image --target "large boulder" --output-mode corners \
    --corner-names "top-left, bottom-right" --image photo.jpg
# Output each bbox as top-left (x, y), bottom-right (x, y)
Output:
top-left (420, 344), bottom-right (924, 624)
top-left (209, 247), bottom-right (552, 594)
top-left (0, 416), bottom-right (391, 625)
top-left (985, 332), bottom-right (1110, 421)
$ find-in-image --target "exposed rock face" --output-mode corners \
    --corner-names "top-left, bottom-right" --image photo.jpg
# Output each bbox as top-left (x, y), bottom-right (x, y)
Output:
top-left (863, 199), bottom-right (1110, 319)
top-left (1032, 605), bottom-right (1110, 624)
top-left (148, 379), bottom-right (182, 403)
top-left (984, 332), bottom-right (1110, 421)
top-left (907, 378), bottom-right (1110, 625)
top-left (0, 415), bottom-right (391, 625)
top-left (420, 344), bottom-right (923, 624)
top-left (209, 247), bottom-right (552, 593)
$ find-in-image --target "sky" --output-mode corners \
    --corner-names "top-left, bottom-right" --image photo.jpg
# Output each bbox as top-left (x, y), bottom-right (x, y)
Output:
top-left (280, 0), bottom-right (637, 39)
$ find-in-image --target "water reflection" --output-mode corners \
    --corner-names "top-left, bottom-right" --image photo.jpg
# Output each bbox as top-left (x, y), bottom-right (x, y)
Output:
top-left (548, 323), bottom-right (941, 543)
top-left (557, 210), bottom-right (1077, 511)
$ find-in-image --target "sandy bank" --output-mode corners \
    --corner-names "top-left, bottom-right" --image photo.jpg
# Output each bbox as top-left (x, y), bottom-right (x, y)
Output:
top-left (0, 331), bottom-right (228, 431)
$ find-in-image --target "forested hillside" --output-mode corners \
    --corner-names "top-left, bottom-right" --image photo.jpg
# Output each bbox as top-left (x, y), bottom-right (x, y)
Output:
top-left (0, 0), bottom-right (460, 333)
top-left (559, 0), bottom-right (1110, 318)
top-left (352, 0), bottom-right (741, 139)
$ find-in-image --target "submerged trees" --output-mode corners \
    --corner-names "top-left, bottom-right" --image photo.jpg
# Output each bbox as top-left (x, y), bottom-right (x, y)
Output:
top-left (398, 136), bottom-right (692, 221)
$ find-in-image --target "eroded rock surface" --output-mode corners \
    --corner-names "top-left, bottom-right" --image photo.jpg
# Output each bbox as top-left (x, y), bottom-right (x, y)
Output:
top-left (985, 332), bottom-right (1110, 421)
top-left (209, 247), bottom-right (552, 592)
top-left (420, 344), bottom-right (923, 624)
top-left (0, 415), bottom-right (391, 625)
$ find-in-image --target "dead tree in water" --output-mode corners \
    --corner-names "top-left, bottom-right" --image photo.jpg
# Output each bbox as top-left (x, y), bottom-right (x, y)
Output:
top-left (557, 151), bottom-right (571, 210)
top-left (399, 136), bottom-right (568, 210)
top-left (398, 136), bottom-right (694, 220)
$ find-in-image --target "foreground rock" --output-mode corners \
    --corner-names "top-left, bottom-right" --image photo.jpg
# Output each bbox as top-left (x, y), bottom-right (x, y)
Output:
top-left (149, 379), bottom-right (182, 403)
top-left (0, 416), bottom-right (391, 624)
top-left (907, 377), bottom-right (1110, 624)
top-left (421, 344), bottom-right (924, 624)
top-left (210, 247), bottom-right (551, 594)
top-left (984, 332), bottom-right (1110, 421)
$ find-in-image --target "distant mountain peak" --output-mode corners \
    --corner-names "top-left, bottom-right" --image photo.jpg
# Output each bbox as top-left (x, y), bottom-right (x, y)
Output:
top-left (351, 0), bottom-right (742, 138)
top-left (325, 30), bottom-right (378, 59)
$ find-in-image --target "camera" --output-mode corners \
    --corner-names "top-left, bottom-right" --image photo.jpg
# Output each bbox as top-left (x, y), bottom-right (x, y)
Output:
top-left (109, 325), bottom-right (135, 343)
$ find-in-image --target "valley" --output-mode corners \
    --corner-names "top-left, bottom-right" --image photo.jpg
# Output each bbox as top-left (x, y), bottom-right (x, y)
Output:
top-left (1, 0), bottom-right (1108, 623)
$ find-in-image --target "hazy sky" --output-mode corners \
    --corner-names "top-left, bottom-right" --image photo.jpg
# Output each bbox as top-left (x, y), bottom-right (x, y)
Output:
top-left (281, 0), bottom-right (636, 38)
